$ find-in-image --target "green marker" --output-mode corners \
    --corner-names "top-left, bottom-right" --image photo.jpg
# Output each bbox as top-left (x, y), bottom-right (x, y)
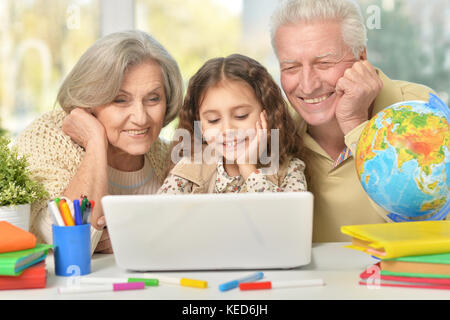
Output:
top-left (128, 278), bottom-right (159, 287)
top-left (81, 197), bottom-right (89, 215)
top-left (80, 277), bottom-right (159, 287)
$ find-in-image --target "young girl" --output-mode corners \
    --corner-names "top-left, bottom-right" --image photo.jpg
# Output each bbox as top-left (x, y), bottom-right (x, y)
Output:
top-left (158, 54), bottom-right (307, 194)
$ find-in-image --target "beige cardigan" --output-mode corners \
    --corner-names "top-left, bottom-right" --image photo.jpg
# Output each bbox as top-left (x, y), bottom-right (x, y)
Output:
top-left (15, 108), bottom-right (170, 253)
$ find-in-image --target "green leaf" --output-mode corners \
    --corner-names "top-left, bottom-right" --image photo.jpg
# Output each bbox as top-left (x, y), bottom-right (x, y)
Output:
top-left (0, 136), bottom-right (48, 206)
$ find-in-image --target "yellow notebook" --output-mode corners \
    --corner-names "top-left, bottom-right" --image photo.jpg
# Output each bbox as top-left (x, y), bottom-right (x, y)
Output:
top-left (340, 221), bottom-right (450, 259)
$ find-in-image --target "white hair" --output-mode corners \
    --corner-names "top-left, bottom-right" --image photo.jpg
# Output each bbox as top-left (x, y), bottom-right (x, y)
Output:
top-left (270, 0), bottom-right (367, 59)
top-left (57, 30), bottom-right (183, 127)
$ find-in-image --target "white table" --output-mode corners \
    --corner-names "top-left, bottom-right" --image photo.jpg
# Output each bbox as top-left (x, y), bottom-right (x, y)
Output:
top-left (2, 242), bottom-right (449, 300)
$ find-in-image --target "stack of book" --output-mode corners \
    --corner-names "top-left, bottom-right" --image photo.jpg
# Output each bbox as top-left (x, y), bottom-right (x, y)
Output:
top-left (0, 221), bottom-right (52, 290)
top-left (341, 220), bottom-right (450, 290)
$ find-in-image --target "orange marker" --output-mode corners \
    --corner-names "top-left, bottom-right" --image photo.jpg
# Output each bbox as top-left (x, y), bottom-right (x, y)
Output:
top-left (58, 199), bottom-right (75, 226)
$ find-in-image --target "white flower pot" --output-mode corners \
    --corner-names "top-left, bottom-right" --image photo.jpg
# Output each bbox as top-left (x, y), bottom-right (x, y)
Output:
top-left (0, 204), bottom-right (31, 231)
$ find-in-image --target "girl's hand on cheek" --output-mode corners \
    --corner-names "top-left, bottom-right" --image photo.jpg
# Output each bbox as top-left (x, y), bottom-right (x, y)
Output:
top-left (237, 111), bottom-right (268, 178)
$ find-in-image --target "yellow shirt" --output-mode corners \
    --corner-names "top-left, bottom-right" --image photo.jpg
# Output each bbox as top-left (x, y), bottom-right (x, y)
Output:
top-left (297, 69), bottom-right (436, 242)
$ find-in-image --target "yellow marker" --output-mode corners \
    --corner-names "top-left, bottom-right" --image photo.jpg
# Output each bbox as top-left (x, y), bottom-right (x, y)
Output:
top-left (158, 275), bottom-right (208, 288)
top-left (59, 200), bottom-right (75, 226)
top-left (180, 278), bottom-right (208, 289)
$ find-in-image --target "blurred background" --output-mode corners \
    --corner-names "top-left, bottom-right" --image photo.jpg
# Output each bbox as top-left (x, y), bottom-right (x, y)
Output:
top-left (1, 0), bottom-right (449, 141)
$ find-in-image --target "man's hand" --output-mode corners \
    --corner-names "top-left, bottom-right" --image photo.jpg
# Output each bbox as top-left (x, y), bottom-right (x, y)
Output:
top-left (335, 60), bottom-right (383, 135)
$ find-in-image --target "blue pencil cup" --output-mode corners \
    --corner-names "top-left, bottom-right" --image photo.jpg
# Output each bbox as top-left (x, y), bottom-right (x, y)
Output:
top-left (52, 224), bottom-right (91, 277)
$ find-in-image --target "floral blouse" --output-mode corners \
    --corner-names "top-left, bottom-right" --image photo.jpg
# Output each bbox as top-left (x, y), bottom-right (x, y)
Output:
top-left (157, 158), bottom-right (307, 194)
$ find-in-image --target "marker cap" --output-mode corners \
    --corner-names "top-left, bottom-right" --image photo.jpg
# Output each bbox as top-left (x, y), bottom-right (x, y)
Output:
top-left (128, 278), bottom-right (159, 287)
top-left (180, 278), bottom-right (208, 289)
top-left (113, 282), bottom-right (145, 291)
top-left (219, 272), bottom-right (264, 291)
top-left (219, 280), bottom-right (239, 292)
top-left (239, 281), bottom-right (272, 290)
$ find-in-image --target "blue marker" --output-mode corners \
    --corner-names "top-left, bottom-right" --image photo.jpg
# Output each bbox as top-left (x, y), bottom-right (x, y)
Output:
top-left (219, 272), bottom-right (264, 292)
top-left (73, 199), bottom-right (83, 225)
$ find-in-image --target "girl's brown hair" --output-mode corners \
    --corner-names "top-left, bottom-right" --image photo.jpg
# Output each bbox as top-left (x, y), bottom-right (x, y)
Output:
top-left (175, 53), bottom-right (303, 169)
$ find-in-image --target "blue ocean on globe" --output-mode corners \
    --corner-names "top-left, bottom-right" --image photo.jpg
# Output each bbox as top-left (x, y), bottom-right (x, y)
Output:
top-left (355, 94), bottom-right (449, 221)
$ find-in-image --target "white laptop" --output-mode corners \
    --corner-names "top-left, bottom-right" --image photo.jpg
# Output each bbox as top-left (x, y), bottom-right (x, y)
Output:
top-left (102, 192), bottom-right (314, 271)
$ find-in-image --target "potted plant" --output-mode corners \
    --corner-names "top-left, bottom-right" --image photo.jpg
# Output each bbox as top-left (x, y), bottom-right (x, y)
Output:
top-left (0, 134), bottom-right (48, 231)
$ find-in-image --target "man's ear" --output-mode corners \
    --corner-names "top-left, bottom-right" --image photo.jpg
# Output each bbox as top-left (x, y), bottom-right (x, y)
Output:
top-left (360, 48), bottom-right (367, 60)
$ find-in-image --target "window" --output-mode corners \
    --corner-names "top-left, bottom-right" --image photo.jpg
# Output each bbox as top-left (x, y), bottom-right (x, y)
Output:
top-left (0, 0), bottom-right (100, 136)
top-left (135, 0), bottom-right (278, 139)
top-left (360, 0), bottom-right (450, 104)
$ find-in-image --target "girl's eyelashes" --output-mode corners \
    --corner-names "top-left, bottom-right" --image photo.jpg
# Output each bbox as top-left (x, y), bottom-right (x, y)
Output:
top-left (235, 114), bottom-right (249, 120)
top-left (205, 114), bottom-right (249, 124)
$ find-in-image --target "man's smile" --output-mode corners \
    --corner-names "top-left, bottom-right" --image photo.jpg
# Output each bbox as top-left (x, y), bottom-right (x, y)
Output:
top-left (300, 92), bottom-right (334, 104)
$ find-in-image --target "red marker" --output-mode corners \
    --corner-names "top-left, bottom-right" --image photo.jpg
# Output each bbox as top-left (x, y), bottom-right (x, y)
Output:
top-left (239, 279), bottom-right (324, 290)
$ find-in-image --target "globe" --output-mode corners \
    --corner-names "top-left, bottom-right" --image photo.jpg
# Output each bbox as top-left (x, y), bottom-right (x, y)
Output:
top-left (355, 93), bottom-right (450, 221)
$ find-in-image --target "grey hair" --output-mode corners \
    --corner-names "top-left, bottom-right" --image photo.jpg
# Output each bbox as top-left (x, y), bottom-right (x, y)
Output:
top-left (270, 0), bottom-right (367, 59)
top-left (57, 30), bottom-right (183, 127)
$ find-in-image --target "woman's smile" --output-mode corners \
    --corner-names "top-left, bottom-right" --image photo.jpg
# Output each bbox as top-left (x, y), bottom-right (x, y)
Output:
top-left (123, 128), bottom-right (150, 138)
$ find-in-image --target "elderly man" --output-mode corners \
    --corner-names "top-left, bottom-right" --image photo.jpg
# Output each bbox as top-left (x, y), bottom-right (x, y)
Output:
top-left (270, 0), bottom-right (435, 242)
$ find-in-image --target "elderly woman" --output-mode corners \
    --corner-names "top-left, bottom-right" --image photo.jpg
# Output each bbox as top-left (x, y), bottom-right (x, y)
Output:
top-left (16, 30), bottom-right (183, 253)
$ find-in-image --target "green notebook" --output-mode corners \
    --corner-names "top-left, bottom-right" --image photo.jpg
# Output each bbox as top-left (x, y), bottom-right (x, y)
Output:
top-left (380, 270), bottom-right (450, 279)
top-left (0, 244), bottom-right (53, 276)
top-left (386, 252), bottom-right (450, 264)
top-left (380, 252), bottom-right (450, 279)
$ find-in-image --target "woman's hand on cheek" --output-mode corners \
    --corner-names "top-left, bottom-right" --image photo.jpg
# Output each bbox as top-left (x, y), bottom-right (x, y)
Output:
top-left (62, 107), bottom-right (108, 151)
